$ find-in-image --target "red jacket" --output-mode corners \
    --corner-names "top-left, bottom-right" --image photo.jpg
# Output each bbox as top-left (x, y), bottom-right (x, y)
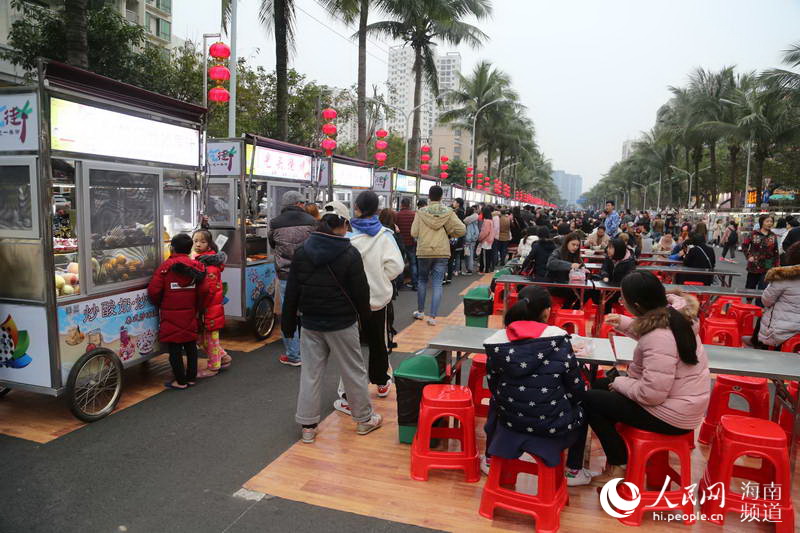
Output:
top-left (196, 250), bottom-right (227, 331)
top-left (396, 208), bottom-right (416, 248)
top-left (147, 254), bottom-right (207, 343)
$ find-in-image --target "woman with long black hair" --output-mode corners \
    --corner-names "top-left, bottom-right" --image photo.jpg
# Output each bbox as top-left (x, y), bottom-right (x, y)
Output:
top-left (585, 271), bottom-right (710, 486)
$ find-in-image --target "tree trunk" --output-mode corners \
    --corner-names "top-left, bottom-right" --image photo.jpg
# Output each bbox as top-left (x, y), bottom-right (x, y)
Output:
top-left (356, 0), bottom-right (368, 160)
top-left (691, 145), bottom-right (702, 208)
top-left (274, 0), bottom-right (289, 141)
top-left (408, 47), bottom-right (423, 170)
top-left (709, 141), bottom-right (717, 207)
top-left (65, 0), bottom-right (89, 69)
top-left (754, 148), bottom-right (767, 200)
top-left (729, 144), bottom-right (739, 208)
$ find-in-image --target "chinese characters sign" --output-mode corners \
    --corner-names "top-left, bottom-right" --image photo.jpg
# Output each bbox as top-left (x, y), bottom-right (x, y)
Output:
top-left (57, 289), bottom-right (159, 381)
top-left (393, 173), bottom-right (417, 193)
top-left (245, 144), bottom-right (312, 181)
top-left (207, 142), bottom-right (241, 175)
top-left (0, 93), bottom-right (38, 151)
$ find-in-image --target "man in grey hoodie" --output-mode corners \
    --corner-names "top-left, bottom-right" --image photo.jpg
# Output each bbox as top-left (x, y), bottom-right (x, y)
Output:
top-left (462, 205), bottom-right (480, 275)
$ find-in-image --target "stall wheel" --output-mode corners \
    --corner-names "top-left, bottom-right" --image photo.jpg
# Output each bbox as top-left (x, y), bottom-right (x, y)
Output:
top-left (251, 294), bottom-right (276, 340)
top-left (66, 348), bottom-right (124, 422)
top-left (0, 386), bottom-right (9, 398)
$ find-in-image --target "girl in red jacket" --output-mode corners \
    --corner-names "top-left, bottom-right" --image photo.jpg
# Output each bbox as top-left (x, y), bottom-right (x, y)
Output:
top-left (148, 234), bottom-right (208, 389)
top-left (192, 230), bottom-right (230, 378)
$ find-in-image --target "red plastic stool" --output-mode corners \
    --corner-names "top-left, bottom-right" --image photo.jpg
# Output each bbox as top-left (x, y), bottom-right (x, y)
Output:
top-left (708, 296), bottom-right (743, 318)
top-left (479, 454), bottom-right (568, 533)
top-left (778, 381), bottom-right (799, 441)
top-left (598, 322), bottom-right (615, 339)
top-left (550, 296), bottom-right (565, 312)
top-left (410, 384), bottom-right (479, 482)
top-left (615, 424), bottom-right (696, 526)
top-left (611, 302), bottom-right (633, 317)
top-left (581, 299), bottom-right (597, 319)
top-left (701, 316), bottom-right (742, 347)
top-left (727, 301), bottom-right (762, 336)
top-left (699, 415), bottom-right (794, 531)
top-left (698, 375), bottom-right (770, 444)
top-left (781, 334), bottom-right (800, 354)
top-left (467, 353), bottom-right (490, 418)
top-left (493, 284), bottom-right (518, 315)
top-left (551, 309), bottom-right (586, 336)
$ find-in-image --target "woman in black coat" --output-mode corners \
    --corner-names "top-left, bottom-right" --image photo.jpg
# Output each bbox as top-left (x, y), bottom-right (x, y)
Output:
top-left (283, 213), bottom-right (382, 442)
top-left (675, 233), bottom-right (716, 286)
top-left (600, 238), bottom-right (637, 312)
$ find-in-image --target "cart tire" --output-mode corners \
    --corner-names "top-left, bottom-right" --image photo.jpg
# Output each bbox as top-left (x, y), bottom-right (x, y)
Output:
top-left (0, 386), bottom-right (9, 398)
top-left (66, 348), bottom-right (124, 422)
top-left (251, 294), bottom-right (276, 340)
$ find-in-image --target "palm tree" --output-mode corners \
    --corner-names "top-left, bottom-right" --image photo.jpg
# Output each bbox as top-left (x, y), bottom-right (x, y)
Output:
top-left (762, 41), bottom-right (800, 94)
top-left (320, 0), bottom-right (379, 159)
top-left (367, 0), bottom-right (491, 169)
top-left (65, 0), bottom-right (89, 69)
top-left (439, 61), bottom-right (514, 172)
top-left (223, 0), bottom-right (296, 140)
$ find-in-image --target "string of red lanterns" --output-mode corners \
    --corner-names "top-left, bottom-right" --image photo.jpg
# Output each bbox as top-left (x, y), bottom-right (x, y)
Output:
top-left (374, 129), bottom-right (388, 166)
top-left (439, 155), bottom-right (448, 180)
top-left (208, 41), bottom-right (231, 103)
top-left (320, 108), bottom-right (337, 156)
top-left (420, 145), bottom-right (431, 174)
top-left (466, 166), bottom-right (474, 187)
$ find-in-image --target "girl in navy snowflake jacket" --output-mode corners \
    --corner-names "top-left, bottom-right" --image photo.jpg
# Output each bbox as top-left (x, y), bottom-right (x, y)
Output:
top-left (482, 285), bottom-right (590, 481)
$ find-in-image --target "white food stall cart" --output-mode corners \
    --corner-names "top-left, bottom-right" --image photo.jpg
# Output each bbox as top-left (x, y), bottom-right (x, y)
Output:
top-left (0, 61), bottom-right (205, 421)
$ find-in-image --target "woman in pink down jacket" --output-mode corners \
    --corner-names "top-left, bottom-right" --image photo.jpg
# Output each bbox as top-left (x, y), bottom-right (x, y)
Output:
top-left (585, 271), bottom-right (710, 487)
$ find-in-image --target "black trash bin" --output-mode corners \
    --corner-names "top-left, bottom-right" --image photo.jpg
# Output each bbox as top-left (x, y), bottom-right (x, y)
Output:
top-left (395, 353), bottom-right (446, 444)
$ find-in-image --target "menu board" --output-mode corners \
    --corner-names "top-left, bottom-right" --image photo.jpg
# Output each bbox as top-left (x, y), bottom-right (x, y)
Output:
top-left (50, 98), bottom-right (199, 167)
top-left (419, 178), bottom-right (437, 195)
top-left (393, 173), bottom-right (417, 193)
top-left (333, 162), bottom-right (371, 188)
top-left (0, 93), bottom-right (38, 151)
top-left (245, 144), bottom-right (312, 181)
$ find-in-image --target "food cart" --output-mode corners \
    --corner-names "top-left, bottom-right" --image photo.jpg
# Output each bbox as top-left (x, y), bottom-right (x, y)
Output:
top-left (205, 135), bottom-right (319, 340)
top-left (316, 154), bottom-right (374, 214)
top-left (0, 61), bottom-right (204, 421)
top-left (417, 177), bottom-right (439, 203)
top-left (391, 169), bottom-right (419, 209)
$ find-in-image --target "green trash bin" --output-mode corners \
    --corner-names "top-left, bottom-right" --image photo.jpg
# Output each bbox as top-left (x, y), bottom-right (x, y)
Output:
top-left (394, 353), bottom-right (446, 444)
top-left (463, 286), bottom-right (492, 328)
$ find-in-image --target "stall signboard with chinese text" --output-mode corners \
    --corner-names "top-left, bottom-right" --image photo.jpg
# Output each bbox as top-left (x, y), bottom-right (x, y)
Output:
top-left (56, 289), bottom-right (159, 381)
top-left (245, 144), bottom-right (312, 181)
top-left (50, 98), bottom-right (199, 167)
top-left (373, 170), bottom-right (391, 192)
top-left (0, 93), bottom-right (38, 151)
top-left (0, 303), bottom-right (50, 388)
top-left (394, 173), bottom-right (417, 193)
top-left (419, 178), bottom-right (437, 195)
top-left (207, 142), bottom-right (241, 176)
top-left (332, 162), bottom-right (372, 188)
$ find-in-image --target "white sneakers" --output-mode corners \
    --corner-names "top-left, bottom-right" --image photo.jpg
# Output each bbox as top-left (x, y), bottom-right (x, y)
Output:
top-left (356, 414), bottom-right (383, 435)
top-left (301, 427), bottom-right (316, 443)
top-left (412, 311), bottom-right (425, 320)
top-left (566, 467), bottom-right (598, 486)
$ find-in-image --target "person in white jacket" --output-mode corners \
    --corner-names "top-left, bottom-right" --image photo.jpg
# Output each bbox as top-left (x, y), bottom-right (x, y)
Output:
top-left (335, 191), bottom-right (404, 411)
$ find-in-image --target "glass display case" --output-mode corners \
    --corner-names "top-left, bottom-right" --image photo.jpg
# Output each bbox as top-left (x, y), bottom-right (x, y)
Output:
top-left (162, 170), bottom-right (199, 255)
top-left (51, 160), bottom-right (81, 299)
top-left (0, 157), bottom-right (38, 238)
top-left (207, 178), bottom-right (237, 228)
top-left (84, 166), bottom-right (159, 290)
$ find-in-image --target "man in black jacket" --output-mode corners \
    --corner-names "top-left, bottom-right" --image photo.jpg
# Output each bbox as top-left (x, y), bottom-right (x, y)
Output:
top-left (269, 190), bottom-right (317, 366)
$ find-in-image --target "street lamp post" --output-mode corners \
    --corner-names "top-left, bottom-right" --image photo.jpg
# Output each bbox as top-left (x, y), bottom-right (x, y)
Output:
top-left (670, 165), bottom-right (710, 209)
top-left (470, 98), bottom-right (506, 180)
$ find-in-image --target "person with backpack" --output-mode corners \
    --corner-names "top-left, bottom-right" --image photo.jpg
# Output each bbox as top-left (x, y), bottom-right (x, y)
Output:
top-left (462, 205), bottom-right (480, 275)
top-left (720, 219), bottom-right (739, 263)
top-left (674, 233), bottom-right (716, 285)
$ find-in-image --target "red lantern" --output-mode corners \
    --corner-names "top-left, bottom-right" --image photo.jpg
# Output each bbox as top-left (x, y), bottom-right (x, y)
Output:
top-left (440, 164), bottom-right (449, 171)
top-left (420, 163), bottom-right (431, 173)
top-left (466, 172), bottom-right (473, 177)
top-left (421, 145), bottom-right (431, 153)
top-left (466, 166), bottom-right (474, 172)
top-left (420, 154), bottom-right (431, 162)
top-left (375, 129), bottom-right (388, 139)
top-left (322, 108), bottom-right (338, 121)
top-left (209, 65), bottom-right (231, 82)
top-left (321, 138), bottom-right (337, 152)
top-left (208, 86), bottom-right (230, 103)
top-left (440, 155), bottom-right (449, 163)
top-left (374, 152), bottom-right (387, 163)
top-left (466, 179), bottom-right (473, 185)
top-left (322, 123), bottom-right (337, 136)
top-left (375, 140), bottom-right (388, 150)
top-left (477, 173), bottom-right (484, 179)
top-left (439, 172), bottom-right (448, 179)
top-left (209, 41), bottom-right (231, 59)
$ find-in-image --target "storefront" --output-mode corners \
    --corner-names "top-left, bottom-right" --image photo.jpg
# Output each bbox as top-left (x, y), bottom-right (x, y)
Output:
top-left (206, 135), bottom-right (318, 340)
top-left (316, 155), bottom-right (374, 215)
top-left (0, 61), bottom-right (204, 421)
top-left (391, 170), bottom-right (419, 209)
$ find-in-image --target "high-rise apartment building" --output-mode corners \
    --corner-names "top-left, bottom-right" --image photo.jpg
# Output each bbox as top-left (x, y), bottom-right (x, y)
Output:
top-left (386, 46), bottom-right (461, 144)
top-left (551, 170), bottom-right (583, 207)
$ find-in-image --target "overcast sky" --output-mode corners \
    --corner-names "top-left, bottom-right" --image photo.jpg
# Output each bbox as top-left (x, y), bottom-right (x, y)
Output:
top-left (174, 0), bottom-right (800, 192)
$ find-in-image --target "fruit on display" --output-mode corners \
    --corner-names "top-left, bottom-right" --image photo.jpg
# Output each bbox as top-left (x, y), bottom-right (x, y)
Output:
top-left (55, 274), bottom-right (65, 290)
top-left (55, 270), bottom-right (79, 297)
top-left (67, 262), bottom-right (79, 274)
top-left (61, 285), bottom-right (75, 296)
top-left (53, 237), bottom-right (78, 253)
